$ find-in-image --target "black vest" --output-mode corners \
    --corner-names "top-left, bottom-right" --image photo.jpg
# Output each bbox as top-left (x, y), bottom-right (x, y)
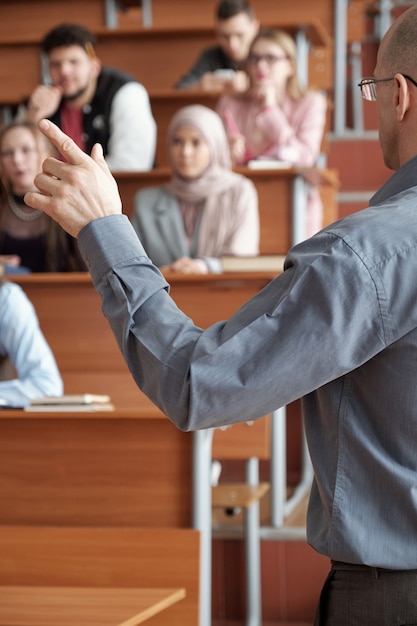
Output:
top-left (49, 67), bottom-right (135, 156)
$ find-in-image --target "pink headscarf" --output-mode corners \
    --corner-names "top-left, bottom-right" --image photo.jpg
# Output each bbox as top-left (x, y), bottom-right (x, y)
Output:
top-left (165, 105), bottom-right (240, 202)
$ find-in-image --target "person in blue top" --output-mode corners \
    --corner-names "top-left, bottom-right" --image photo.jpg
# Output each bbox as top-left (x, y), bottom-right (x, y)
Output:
top-left (24, 4), bottom-right (417, 622)
top-left (0, 277), bottom-right (63, 407)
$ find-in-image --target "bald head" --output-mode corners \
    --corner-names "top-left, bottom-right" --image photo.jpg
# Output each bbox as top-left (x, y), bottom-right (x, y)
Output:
top-left (381, 5), bottom-right (417, 76)
top-left (373, 4), bottom-right (417, 171)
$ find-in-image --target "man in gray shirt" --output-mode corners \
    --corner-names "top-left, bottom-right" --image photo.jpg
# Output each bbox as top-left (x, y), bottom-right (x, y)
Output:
top-left (25, 4), bottom-right (417, 623)
top-left (174, 0), bottom-right (259, 92)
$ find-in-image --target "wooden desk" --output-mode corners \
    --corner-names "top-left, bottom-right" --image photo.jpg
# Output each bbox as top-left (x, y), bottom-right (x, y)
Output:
top-left (115, 166), bottom-right (339, 254)
top-left (0, 409), bottom-right (190, 527)
top-left (3, 271), bottom-right (276, 523)
top-left (9, 271), bottom-right (278, 378)
top-left (5, 271), bottom-right (278, 626)
top-left (0, 586), bottom-right (185, 626)
top-left (0, 527), bottom-right (199, 626)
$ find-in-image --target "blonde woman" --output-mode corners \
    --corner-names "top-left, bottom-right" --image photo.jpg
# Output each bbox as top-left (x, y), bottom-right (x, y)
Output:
top-left (217, 27), bottom-right (327, 235)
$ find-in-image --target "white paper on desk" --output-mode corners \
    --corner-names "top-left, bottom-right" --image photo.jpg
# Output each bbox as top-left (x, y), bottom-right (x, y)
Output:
top-left (247, 159), bottom-right (292, 170)
top-left (24, 403), bottom-right (115, 412)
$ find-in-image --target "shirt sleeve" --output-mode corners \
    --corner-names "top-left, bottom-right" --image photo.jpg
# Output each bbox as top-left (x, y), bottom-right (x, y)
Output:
top-left (256, 91), bottom-right (327, 166)
top-left (78, 214), bottom-right (386, 432)
top-left (0, 283), bottom-right (63, 407)
top-left (105, 82), bottom-right (157, 172)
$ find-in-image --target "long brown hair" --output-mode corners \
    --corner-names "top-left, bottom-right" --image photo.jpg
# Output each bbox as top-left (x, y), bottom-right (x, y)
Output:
top-left (0, 121), bottom-right (84, 272)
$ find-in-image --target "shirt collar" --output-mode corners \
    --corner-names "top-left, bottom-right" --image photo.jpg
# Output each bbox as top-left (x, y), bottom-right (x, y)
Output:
top-left (370, 154), bottom-right (417, 206)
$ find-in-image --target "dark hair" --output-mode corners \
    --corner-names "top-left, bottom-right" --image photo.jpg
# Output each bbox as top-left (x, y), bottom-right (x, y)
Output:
top-left (41, 23), bottom-right (97, 55)
top-left (216, 0), bottom-right (254, 21)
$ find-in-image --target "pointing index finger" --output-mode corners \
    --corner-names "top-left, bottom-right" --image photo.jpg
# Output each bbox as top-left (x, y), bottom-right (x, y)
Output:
top-left (38, 119), bottom-right (89, 166)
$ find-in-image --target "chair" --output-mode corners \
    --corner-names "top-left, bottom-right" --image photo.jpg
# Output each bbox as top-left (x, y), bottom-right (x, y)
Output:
top-left (210, 408), bottom-right (313, 625)
top-left (212, 456), bottom-right (270, 626)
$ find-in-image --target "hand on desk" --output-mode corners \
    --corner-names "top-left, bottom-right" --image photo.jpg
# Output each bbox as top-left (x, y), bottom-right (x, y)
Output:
top-left (24, 120), bottom-right (122, 238)
top-left (161, 257), bottom-right (208, 274)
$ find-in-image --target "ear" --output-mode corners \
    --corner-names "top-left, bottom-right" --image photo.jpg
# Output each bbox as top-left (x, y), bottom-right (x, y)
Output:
top-left (394, 73), bottom-right (411, 121)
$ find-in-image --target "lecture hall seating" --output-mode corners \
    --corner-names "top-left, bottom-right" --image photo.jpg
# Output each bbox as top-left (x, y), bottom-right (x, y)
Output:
top-left (0, 1), bottom-right (358, 622)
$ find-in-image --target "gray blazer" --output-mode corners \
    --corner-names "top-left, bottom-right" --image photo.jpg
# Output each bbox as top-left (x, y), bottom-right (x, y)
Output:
top-left (131, 187), bottom-right (198, 267)
top-left (132, 180), bottom-right (259, 269)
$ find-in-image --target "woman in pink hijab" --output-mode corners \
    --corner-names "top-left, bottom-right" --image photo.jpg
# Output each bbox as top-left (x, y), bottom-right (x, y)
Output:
top-left (131, 104), bottom-right (259, 273)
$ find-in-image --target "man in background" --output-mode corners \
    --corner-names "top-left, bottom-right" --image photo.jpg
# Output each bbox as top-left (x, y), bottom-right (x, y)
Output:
top-left (19, 23), bottom-right (156, 172)
top-left (174, 0), bottom-right (259, 92)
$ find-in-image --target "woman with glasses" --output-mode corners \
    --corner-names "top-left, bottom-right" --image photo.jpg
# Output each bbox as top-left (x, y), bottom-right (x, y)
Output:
top-left (217, 27), bottom-right (327, 236)
top-left (0, 121), bottom-right (85, 272)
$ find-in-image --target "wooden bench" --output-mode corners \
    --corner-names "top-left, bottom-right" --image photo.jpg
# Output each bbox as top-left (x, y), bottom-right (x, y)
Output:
top-left (0, 526), bottom-right (199, 626)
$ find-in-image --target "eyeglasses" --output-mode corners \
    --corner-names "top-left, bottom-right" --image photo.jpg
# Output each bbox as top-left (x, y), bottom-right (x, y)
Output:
top-left (358, 74), bottom-right (417, 101)
top-left (247, 53), bottom-right (289, 66)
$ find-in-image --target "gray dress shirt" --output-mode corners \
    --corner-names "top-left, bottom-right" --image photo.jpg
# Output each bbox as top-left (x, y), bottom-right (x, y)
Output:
top-left (79, 154), bottom-right (417, 568)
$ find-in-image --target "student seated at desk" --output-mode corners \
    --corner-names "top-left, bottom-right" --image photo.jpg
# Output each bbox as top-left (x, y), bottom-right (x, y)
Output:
top-left (174, 0), bottom-right (259, 93)
top-left (131, 105), bottom-right (259, 274)
top-left (0, 121), bottom-right (85, 272)
top-left (216, 27), bottom-right (327, 236)
top-left (18, 23), bottom-right (156, 173)
top-left (0, 275), bottom-right (63, 407)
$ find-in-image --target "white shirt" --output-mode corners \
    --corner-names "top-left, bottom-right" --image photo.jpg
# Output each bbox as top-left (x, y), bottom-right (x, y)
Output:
top-left (105, 82), bottom-right (157, 172)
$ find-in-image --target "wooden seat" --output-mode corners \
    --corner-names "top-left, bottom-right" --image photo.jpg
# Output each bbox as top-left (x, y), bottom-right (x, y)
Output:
top-left (212, 482), bottom-right (270, 514)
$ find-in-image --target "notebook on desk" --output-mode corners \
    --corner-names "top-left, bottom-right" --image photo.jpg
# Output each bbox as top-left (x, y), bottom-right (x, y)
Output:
top-left (25, 394), bottom-right (114, 412)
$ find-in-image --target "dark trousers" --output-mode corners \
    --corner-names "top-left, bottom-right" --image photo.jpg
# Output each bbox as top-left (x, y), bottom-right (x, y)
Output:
top-left (314, 561), bottom-right (417, 626)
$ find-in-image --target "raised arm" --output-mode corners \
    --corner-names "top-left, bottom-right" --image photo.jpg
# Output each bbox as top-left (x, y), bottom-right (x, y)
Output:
top-left (23, 120), bottom-right (385, 434)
